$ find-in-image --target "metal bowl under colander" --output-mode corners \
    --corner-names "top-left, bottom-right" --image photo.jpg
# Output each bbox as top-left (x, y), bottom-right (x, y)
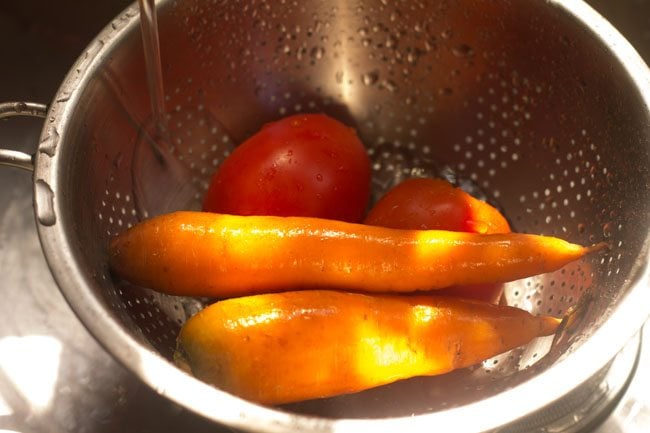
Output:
top-left (1, 0), bottom-right (649, 432)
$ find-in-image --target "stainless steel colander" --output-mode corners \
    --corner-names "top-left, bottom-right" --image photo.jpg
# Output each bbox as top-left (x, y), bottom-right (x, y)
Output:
top-left (1, 0), bottom-right (649, 432)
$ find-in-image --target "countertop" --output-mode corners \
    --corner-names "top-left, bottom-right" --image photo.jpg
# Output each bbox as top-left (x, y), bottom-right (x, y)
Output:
top-left (0, 1), bottom-right (648, 432)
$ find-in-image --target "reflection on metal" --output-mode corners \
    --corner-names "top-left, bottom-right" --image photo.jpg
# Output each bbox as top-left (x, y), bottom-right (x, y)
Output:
top-left (0, 336), bottom-right (62, 412)
top-left (0, 101), bottom-right (47, 171)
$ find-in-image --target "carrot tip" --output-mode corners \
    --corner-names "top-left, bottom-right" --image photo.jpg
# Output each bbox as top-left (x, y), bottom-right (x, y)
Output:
top-left (541, 315), bottom-right (562, 335)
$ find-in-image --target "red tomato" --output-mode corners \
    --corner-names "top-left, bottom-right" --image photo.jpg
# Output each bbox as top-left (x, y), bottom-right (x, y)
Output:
top-left (364, 177), bottom-right (511, 303)
top-left (364, 177), bottom-right (510, 234)
top-left (203, 114), bottom-right (371, 222)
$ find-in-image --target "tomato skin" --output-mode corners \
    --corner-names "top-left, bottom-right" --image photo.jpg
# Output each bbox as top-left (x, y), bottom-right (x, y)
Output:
top-left (364, 178), bottom-right (510, 234)
top-left (364, 177), bottom-right (510, 303)
top-left (203, 114), bottom-right (371, 222)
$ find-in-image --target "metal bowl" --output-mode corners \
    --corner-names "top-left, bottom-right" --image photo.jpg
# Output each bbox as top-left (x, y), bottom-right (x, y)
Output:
top-left (1, 0), bottom-right (649, 431)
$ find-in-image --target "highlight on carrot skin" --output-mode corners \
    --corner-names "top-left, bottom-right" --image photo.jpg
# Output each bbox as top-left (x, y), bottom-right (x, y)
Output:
top-left (364, 177), bottom-right (511, 303)
top-left (108, 211), bottom-right (598, 298)
top-left (175, 290), bottom-right (561, 405)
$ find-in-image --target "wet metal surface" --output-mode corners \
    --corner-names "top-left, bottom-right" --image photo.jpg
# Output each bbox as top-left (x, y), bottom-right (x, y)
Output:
top-left (0, 1), bottom-right (648, 432)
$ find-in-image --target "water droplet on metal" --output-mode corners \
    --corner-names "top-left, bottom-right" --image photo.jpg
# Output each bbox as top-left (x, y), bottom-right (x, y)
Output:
top-left (406, 50), bottom-right (423, 65)
top-left (424, 37), bottom-right (437, 52)
top-left (310, 46), bottom-right (325, 60)
top-left (295, 46), bottom-right (307, 60)
top-left (577, 223), bottom-right (586, 233)
top-left (385, 35), bottom-right (398, 49)
top-left (40, 127), bottom-right (59, 157)
top-left (361, 71), bottom-right (379, 86)
top-left (602, 222), bottom-right (613, 238)
top-left (382, 80), bottom-right (398, 92)
top-left (56, 91), bottom-right (72, 103)
top-left (35, 180), bottom-right (56, 226)
top-left (75, 40), bottom-right (105, 76)
top-left (441, 29), bottom-right (453, 40)
top-left (452, 44), bottom-right (474, 58)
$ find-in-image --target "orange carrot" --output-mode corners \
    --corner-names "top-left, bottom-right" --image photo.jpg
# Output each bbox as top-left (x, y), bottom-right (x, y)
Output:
top-left (364, 177), bottom-right (512, 303)
top-left (109, 211), bottom-right (600, 297)
top-left (176, 290), bottom-right (560, 405)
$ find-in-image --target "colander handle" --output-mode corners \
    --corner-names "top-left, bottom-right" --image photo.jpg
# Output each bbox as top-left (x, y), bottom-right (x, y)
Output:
top-left (0, 102), bottom-right (48, 171)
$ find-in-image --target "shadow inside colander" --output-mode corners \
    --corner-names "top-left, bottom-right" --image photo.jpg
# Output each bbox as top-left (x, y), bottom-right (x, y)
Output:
top-left (281, 353), bottom-right (553, 418)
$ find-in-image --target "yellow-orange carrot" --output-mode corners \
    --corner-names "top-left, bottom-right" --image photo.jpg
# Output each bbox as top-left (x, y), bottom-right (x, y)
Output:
top-left (364, 177), bottom-right (512, 303)
top-left (176, 290), bottom-right (560, 405)
top-left (109, 211), bottom-right (600, 297)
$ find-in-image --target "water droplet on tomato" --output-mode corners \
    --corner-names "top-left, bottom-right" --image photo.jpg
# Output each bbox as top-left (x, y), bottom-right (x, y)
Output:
top-left (316, 174), bottom-right (323, 182)
top-left (264, 167), bottom-right (277, 181)
top-left (325, 149), bottom-right (338, 158)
